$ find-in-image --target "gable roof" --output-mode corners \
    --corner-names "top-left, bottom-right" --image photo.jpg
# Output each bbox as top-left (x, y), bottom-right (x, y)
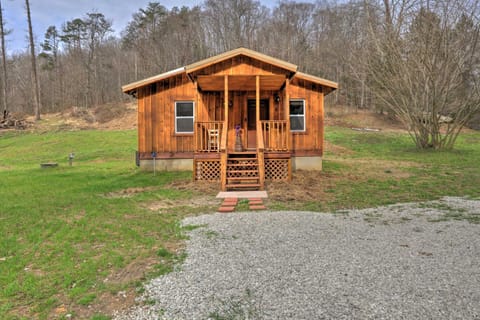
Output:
top-left (122, 48), bottom-right (338, 94)
top-left (185, 47), bottom-right (297, 74)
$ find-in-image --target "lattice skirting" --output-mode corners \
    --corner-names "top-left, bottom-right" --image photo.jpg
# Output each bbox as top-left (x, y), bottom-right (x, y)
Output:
top-left (195, 160), bottom-right (221, 181)
top-left (265, 159), bottom-right (290, 181)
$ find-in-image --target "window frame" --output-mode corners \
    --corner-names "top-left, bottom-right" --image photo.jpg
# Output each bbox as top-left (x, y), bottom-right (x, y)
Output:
top-left (289, 99), bottom-right (306, 132)
top-left (174, 101), bottom-right (195, 134)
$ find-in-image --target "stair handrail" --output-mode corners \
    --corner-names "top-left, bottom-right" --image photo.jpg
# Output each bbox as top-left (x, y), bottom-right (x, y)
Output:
top-left (256, 120), bottom-right (265, 190)
top-left (220, 120), bottom-right (228, 190)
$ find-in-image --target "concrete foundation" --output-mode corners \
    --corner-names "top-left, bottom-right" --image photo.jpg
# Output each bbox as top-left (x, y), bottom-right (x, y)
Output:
top-left (140, 159), bottom-right (193, 171)
top-left (291, 156), bottom-right (322, 171)
top-left (139, 156), bottom-right (321, 173)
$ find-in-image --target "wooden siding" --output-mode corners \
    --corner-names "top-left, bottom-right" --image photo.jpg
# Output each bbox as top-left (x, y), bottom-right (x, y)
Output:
top-left (137, 57), bottom-right (326, 159)
top-left (288, 78), bottom-right (324, 156)
top-left (137, 73), bottom-right (196, 156)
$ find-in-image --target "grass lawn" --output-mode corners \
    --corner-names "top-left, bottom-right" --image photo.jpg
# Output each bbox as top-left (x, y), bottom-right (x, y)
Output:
top-left (0, 126), bottom-right (479, 319)
top-left (0, 130), bottom-right (198, 319)
top-left (323, 127), bottom-right (480, 207)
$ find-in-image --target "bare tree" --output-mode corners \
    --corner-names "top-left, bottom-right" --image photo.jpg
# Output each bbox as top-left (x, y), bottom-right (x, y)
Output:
top-left (366, 0), bottom-right (480, 149)
top-left (25, 0), bottom-right (41, 120)
top-left (0, 0), bottom-right (8, 119)
top-left (203, 0), bottom-right (268, 53)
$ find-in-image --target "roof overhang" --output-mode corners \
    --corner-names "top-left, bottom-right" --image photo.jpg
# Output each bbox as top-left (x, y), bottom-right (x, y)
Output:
top-left (122, 67), bottom-right (185, 95)
top-left (294, 72), bottom-right (338, 95)
top-left (197, 75), bottom-right (286, 91)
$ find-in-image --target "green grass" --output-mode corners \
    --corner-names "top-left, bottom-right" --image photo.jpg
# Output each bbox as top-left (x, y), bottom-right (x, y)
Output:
top-left (320, 127), bottom-right (480, 209)
top-left (0, 130), bottom-right (193, 319)
top-left (1, 126), bottom-right (479, 319)
top-left (269, 126), bottom-right (479, 211)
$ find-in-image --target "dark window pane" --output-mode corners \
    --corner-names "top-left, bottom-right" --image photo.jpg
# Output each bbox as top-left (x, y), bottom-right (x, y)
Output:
top-left (290, 101), bottom-right (304, 115)
top-left (290, 116), bottom-right (304, 131)
top-left (176, 102), bottom-right (193, 116)
top-left (177, 118), bottom-right (193, 133)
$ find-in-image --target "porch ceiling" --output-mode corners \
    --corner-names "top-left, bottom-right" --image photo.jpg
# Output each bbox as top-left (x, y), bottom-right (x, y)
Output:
top-left (196, 75), bottom-right (286, 91)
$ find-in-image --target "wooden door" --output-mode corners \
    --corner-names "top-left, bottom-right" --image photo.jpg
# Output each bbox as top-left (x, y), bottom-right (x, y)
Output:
top-left (247, 99), bottom-right (269, 149)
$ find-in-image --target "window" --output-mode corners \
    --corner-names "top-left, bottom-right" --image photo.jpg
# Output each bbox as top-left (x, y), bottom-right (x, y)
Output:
top-left (175, 101), bottom-right (194, 134)
top-left (290, 99), bottom-right (305, 132)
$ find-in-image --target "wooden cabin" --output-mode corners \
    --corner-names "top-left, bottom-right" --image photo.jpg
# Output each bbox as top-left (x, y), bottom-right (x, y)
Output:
top-left (122, 48), bottom-right (337, 191)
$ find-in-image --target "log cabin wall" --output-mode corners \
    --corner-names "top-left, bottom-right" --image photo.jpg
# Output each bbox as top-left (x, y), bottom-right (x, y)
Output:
top-left (137, 73), bottom-right (196, 158)
top-left (288, 78), bottom-right (325, 156)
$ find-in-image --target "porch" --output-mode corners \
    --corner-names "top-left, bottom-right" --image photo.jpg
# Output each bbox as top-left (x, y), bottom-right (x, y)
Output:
top-left (192, 73), bottom-right (293, 191)
top-left (194, 119), bottom-right (291, 191)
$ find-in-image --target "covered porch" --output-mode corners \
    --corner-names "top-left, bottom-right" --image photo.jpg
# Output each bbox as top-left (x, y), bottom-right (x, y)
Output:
top-left (193, 74), bottom-right (292, 191)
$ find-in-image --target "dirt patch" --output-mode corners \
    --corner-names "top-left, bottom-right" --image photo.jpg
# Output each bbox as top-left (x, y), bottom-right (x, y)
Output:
top-left (93, 103), bottom-right (127, 123)
top-left (267, 170), bottom-right (337, 202)
top-left (105, 258), bottom-right (158, 285)
top-left (146, 196), bottom-right (219, 212)
top-left (24, 265), bottom-right (46, 277)
top-left (49, 257), bottom-right (167, 319)
top-left (96, 106), bottom-right (137, 131)
top-left (105, 186), bottom-right (158, 198)
top-left (267, 158), bottom-right (416, 206)
top-left (50, 289), bottom-right (137, 320)
top-left (25, 103), bottom-right (137, 132)
top-left (324, 140), bottom-right (354, 156)
top-left (141, 180), bottom-right (221, 212)
top-left (167, 179), bottom-right (220, 195)
top-left (325, 106), bottom-right (406, 132)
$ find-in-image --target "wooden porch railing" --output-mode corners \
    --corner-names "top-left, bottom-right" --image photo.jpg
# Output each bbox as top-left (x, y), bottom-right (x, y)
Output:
top-left (256, 121), bottom-right (265, 190)
top-left (260, 120), bottom-right (289, 152)
top-left (194, 121), bottom-right (224, 152)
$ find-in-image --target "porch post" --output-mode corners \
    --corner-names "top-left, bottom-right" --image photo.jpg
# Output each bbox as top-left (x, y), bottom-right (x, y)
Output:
top-left (256, 75), bottom-right (260, 123)
top-left (193, 79), bottom-right (198, 154)
top-left (220, 75), bottom-right (229, 191)
top-left (284, 77), bottom-right (292, 181)
top-left (256, 75), bottom-right (265, 190)
top-left (224, 75), bottom-right (229, 123)
top-left (284, 77), bottom-right (291, 150)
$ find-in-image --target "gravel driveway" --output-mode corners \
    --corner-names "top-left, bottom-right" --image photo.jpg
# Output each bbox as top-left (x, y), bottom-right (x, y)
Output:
top-left (115, 197), bottom-right (480, 319)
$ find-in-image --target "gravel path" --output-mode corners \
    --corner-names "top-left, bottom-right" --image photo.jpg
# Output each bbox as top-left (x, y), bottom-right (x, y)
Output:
top-left (114, 197), bottom-right (480, 319)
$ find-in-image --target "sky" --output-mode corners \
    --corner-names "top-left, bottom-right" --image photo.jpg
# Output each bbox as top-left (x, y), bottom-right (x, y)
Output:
top-left (2, 0), bottom-right (279, 54)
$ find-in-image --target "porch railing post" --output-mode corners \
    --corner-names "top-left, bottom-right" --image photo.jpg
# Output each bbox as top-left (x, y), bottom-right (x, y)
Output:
top-left (285, 78), bottom-right (291, 151)
top-left (256, 75), bottom-right (265, 190)
top-left (219, 75), bottom-right (229, 190)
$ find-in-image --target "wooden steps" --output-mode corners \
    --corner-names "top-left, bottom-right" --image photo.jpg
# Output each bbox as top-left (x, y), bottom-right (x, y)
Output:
top-left (225, 151), bottom-right (260, 191)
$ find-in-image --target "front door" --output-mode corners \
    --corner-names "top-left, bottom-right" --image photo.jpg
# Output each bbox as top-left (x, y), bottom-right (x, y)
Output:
top-left (247, 99), bottom-right (269, 149)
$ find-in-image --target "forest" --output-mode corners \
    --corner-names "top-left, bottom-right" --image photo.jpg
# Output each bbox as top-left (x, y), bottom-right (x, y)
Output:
top-left (1, 0), bottom-right (479, 148)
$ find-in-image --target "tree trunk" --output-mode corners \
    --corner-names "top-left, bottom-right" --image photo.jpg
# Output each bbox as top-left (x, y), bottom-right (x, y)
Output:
top-left (26, 0), bottom-right (41, 120)
top-left (0, 0), bottom-right (8, 119)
